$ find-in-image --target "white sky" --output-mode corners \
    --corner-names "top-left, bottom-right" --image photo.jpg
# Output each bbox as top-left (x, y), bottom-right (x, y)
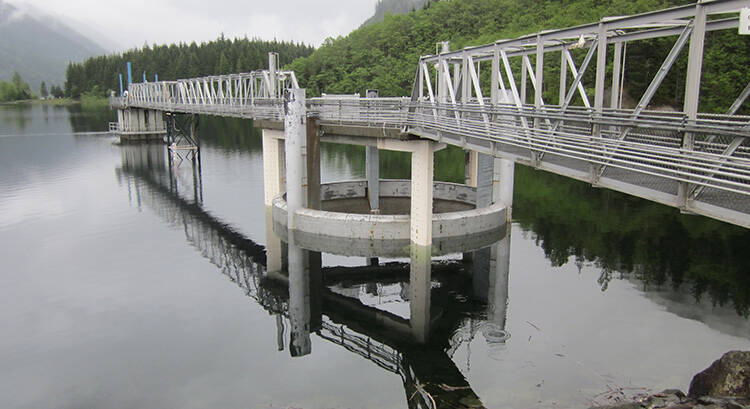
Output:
top-left (10, 0), bottom-right (376, 51)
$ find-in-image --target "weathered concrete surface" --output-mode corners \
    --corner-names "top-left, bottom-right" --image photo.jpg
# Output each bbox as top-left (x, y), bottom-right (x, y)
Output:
top-left (271, 181), bottom-right (508, 257)
top-left (689, 351), bottom-right (750, 398)
top-left (319, 180), bottom-right (476, 208)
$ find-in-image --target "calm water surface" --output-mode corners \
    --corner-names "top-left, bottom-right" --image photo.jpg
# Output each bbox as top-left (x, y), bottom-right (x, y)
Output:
top-left (1, 104), bottom-right (749, 409)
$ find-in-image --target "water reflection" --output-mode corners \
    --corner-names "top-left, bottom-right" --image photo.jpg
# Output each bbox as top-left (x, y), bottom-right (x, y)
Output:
top-left (117, 142), bottom-right (512, 408)
top-left (513, 166), bottom-right (750, 317)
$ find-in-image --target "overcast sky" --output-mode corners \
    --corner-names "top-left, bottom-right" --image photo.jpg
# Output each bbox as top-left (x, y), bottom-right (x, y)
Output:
top-left (10, 0), bottom-right (376, 51)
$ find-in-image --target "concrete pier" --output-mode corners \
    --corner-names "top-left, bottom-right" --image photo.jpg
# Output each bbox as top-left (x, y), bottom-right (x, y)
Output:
top-left (284, 89), bottom-right (307, 230)
top-left (410, 140), bottom-right (434, 247)
top-left (115, 108), bottom-right (166, 142)
top-left (262, 129), bottom-right (285, 207)
top-left (366, 145), bottom-right (379, 212)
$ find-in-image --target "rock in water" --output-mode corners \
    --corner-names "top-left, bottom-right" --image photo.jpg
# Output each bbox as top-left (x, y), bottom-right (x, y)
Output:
top-left (689, 351), bottom-right (750, 398)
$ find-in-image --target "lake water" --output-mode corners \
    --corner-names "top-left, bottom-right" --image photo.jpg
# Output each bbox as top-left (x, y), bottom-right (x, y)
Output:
top-left (1, 103), bottom-right (749, 409)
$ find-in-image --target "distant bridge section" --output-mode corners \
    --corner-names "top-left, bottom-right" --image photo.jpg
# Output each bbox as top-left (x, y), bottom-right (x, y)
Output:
top-left (111, 0), bottom-right (750, 228)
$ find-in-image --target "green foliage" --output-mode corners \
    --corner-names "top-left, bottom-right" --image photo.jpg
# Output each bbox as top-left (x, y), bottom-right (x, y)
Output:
top-left (0, 72), bottom-right (32, 102)
top-left (39, 81), bottom-right (48, 98)
top-left (289, 0), bottom-right (749, 113)
top-left (49, 85), bottom-right (64, 99)
top-left (65, 36), bottom-right (315, 98)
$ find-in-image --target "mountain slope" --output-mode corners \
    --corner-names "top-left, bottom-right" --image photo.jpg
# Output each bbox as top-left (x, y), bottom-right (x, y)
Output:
top-left (0, 0), bottom-right (104, 91)
top-left (362, 0), bottom-right (427, 26)
top-left (289, 0), bottom-right (749, 114)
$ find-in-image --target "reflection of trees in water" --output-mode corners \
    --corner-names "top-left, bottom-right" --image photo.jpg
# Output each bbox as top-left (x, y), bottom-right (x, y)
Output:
top-left (66, 104), bottom-right (115, 133)
top-left (0, 103), bottom-right (32, 131)
top-left (513, 165), bottom-right (750, 316)
top-left (198, 116), bottom-right (263, 152)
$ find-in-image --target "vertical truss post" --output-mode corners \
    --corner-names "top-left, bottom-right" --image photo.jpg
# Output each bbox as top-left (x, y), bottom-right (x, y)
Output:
top-left (418, 60), bottom-right (425, 101)
top-left (269, 52), bottom-right (278, 97)
top-left (587, 23), bottom-right (607, 183)
top-left (679, 2), bottom-right (707, 208)
top-left (594, 22), bottom-right (607, 134)
top-left (462, 51), bottom-right (470, 103)
top-left (534, 35), bottom-right (544, 127)
top-left (491, 49), bottom-right (500, 106)
top-left (454, 61), bottom-right (462, 102)
top-left (521, 55), bottom-right (527, 104)
top-left (611, 42), bottom-right (623, 110)
top-left (438, 43), bottom-right (448, 104)
top-left (559, 49), bottom-right (567, 106)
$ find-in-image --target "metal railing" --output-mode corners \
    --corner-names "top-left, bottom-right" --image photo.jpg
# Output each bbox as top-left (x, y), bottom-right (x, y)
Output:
top-left (114, 91), bottom-right (750, 226)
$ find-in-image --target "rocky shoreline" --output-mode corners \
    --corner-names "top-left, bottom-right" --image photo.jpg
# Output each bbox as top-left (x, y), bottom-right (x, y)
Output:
top-left (591, 351), bottom-right (750, 409)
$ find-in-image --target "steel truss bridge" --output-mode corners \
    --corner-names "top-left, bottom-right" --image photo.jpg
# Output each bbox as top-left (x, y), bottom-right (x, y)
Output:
top-left (112, 0), bottom-right (750, 228)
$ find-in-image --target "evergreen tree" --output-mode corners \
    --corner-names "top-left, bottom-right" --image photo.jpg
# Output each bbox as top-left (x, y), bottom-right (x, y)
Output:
top-left (65, 36), bottom-right (314, 97)
top-left (40, 81), bottom-right (48, 98)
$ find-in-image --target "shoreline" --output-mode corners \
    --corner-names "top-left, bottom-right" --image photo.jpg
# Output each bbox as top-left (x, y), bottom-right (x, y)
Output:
top-left (0, 96), bottom-right (109, 107)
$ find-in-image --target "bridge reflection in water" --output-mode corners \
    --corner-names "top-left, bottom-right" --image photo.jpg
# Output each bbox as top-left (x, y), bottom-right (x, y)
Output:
top-left (115, 143), bottom-right (510, 408)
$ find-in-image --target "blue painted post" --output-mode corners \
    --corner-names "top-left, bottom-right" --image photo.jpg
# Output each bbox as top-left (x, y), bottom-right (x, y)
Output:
top-left (119, 74), bottom-right (123, 96)
top-left (126, 62), bottom-right (132, 87)
top-left (143, 71), bottom-right (146, 83)
top-left (154, 73), bottom-right (158, 82)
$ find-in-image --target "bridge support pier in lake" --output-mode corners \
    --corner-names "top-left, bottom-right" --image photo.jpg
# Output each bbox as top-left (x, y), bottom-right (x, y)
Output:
top-left (113, 108), bottom-right (167, 143)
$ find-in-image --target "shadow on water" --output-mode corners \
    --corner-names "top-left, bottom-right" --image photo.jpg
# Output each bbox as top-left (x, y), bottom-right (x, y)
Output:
top-left (116, 142), bottom-right (506, 408)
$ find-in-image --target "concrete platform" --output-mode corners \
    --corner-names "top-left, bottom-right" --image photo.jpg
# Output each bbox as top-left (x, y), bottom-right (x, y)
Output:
top-left (272, 180), bottom-right (508, 257)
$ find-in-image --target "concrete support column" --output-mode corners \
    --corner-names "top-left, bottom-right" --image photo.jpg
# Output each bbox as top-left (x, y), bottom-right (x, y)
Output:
top-left (306, 118), bottom-right (321, 211)
top-left (410, 245), bottom-right (432, 343)
top-left (410, 140), bottom-right (434, 247)
top-left (139, 109), bottom-right (147, 132)
top-left (263, 128), bottom-right (285, 275)
top-left (284, 88), bottom-right (307, 230)
top-left (263, 130), bottom-right (286, 207)
top-left (117, 109), bottom-right (125, 132)
top-left (465, 150), bottom-right (478, 188)
top-left (128, 110), bottom-right (137, 133)
top-left (494, 158), bottom-right (515, 220)
top-left (366, 145), bottom-right (379, 212)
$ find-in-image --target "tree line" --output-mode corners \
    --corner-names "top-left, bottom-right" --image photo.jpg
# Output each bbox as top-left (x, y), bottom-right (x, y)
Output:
top-left (64, 36), bottom-right (315, 98)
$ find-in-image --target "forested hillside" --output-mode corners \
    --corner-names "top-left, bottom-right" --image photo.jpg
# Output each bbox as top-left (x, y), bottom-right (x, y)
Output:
top-left (289, 0), bottom-right (749, 114)
top-left (64, 37), bottom-right (314, 98)
top-left (362, 0), bottom-right (427, 26)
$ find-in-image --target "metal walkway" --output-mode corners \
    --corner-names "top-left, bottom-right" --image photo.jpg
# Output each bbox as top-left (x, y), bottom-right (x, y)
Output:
top-left (111, 0), bottom-right (750, 228)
